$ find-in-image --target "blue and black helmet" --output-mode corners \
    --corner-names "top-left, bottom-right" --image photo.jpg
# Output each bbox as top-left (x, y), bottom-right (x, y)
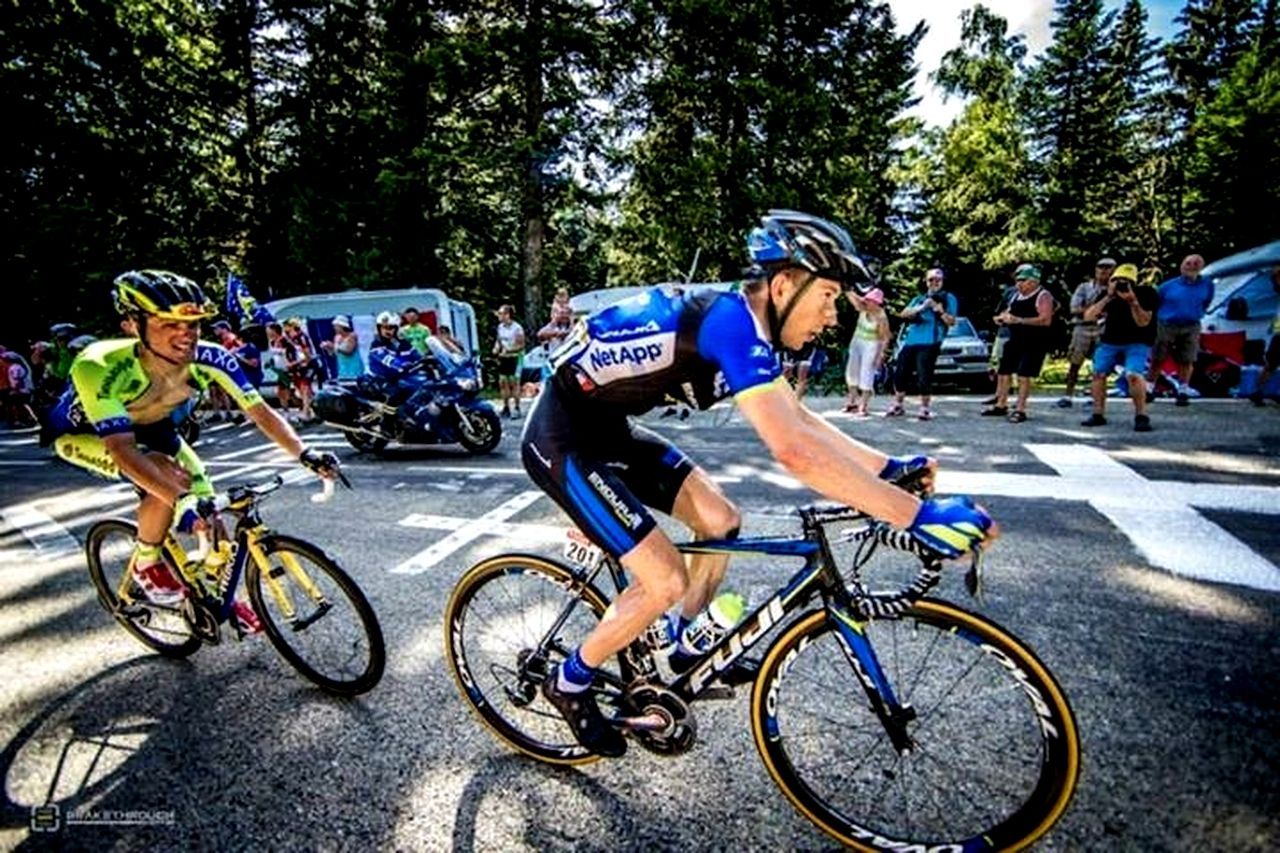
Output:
top-left (746, 210), bottom-right (872, 291)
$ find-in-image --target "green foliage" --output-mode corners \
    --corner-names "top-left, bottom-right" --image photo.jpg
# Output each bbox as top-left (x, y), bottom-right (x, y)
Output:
top-left (1, 0), bottom-right (1271, 355)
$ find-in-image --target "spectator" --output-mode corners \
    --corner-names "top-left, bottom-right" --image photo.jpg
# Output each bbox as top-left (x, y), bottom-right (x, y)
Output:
top-left (885, 267), bottom-right (957, 420)
top-left (321, 315), bottom-right (365, 380)
top-left (1251, 266), bottom-right (1280, 406)
top-left (782, 342), bottom-right (820, 398)
top-left (843, 287), bottom-right (890, 417)
top-left (983, 264), bottom-right (1055, 423)
top-left (209, 321), bottom-right (264, 424)
top-left (0, 345), bottom-right (35, 427)
top-left (537, 303), bottom-right (574, 350)
top-left (1058, 257), bottom-right (1114, 407)
top-left (47, 323), bottom-right (78, 383)
top-left (435, 324), bottom-right (466, 356)
top-left (1080, 263), bottom-right (1158, 432)
top-left (1151, 253), bottom-right (1214, 406)
top-left (552, 287), bottom-right (571, 313)
top-left (400, 307), bottom-right (432, 355)
top-left (492, 304), bottom-right (525, 418)
top-left (265, 322), bottom-right (298, 421)
top-left (282, 317), bottom-right (319, 421)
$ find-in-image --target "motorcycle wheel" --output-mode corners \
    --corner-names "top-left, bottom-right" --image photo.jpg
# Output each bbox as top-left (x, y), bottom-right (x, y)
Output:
top-left (457, 406), bottom-right (502, 455)
top-left (344, 429), bottom-right (390, 453)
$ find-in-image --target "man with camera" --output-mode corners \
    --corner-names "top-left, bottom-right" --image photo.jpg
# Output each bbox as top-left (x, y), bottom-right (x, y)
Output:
top-left (1080, 263), bottom-right (1158, 432)
top-left (885, 267), bottom-right (957, 420)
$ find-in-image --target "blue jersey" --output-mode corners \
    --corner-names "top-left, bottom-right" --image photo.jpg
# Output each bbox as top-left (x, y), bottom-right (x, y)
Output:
top-left (367, 337), bottom-right (419, 380)
top-left (549, 286), bottom-right (782, 414)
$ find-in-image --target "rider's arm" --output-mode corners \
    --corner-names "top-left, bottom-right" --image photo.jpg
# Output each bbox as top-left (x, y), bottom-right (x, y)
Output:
top-left (736, 383), bottom-right (919, 527)
top-left (244, 400), bottom-right (305, 459)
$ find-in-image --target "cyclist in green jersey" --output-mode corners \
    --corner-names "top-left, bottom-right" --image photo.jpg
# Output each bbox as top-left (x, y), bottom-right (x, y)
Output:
top-left (46, 271), bottom-right (341, 630)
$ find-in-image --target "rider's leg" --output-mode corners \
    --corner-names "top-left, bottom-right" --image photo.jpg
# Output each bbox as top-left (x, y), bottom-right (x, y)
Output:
top-left (669, 467), bottom-right (741, 620)
top-left (578, 528), bottom-right (688, 669)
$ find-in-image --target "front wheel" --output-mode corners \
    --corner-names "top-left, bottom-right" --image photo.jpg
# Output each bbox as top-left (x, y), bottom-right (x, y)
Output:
top-left (456, 405), bottom-right (502, 454)
top-left (85, 519), bottom-right (201, 658)
top-left (444, 554), bottom-right (613, 764)
top-left (246, 535), bottom-right (385, 695)
top-left (750, 600), bottom-right (1080, 851)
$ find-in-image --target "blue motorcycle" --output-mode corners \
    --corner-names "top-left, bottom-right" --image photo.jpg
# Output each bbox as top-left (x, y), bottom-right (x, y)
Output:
top-left (313, 340), bottom-right (502, 455)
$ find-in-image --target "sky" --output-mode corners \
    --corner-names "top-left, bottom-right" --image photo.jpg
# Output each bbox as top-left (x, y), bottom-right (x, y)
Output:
top-left (889, 0), bottom-right (1185, 128)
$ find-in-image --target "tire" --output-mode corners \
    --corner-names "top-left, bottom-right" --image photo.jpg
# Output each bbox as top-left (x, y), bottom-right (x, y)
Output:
top-left (344, 428), bottom-right (389, 453)
top-left (456, 405), bottom-right (502, 455)
top-left (246, 535), bottom-right (385, 696)
top-left (85, 519), bottom-right (201, 658)
top-left (443, 554), bottom-right (612, 765)
top-left (750, 600), bottom-right (1080, 852)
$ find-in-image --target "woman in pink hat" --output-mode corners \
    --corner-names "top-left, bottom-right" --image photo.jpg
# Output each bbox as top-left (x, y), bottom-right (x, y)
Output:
top-left (843, 287), bottom-right (891, 417)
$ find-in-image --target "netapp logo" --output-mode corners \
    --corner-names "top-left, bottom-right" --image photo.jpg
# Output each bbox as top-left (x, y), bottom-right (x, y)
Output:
top-left (589, 342), bottom-right (666, 370)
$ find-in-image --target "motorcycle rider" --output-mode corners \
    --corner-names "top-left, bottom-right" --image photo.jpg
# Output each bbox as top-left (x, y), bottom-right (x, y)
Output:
top-left (367, 311), bottom-right (439, 424)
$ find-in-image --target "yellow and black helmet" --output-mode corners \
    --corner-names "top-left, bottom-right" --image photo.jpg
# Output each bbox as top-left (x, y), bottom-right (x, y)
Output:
top-left (113, 270), bottom-right (217, 321)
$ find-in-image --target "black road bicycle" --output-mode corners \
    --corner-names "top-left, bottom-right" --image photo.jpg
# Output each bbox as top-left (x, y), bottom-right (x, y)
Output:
top-left (444, 499), bottom-right (1080, 850)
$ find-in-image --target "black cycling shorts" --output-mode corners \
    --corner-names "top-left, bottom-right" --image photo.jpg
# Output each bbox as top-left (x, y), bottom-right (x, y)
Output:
top-left (521, 385), bottom-right (694, 558)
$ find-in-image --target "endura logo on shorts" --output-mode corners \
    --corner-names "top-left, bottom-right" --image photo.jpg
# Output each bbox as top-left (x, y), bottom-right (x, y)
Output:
top-left (586, 471), bottom-right (643, 530)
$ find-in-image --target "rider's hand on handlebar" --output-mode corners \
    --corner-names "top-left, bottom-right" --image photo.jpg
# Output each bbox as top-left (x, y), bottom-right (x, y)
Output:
top-left (880, 454), bottom-right (936, 496)
top-left (299, 447), bottom-right (351, 489)
top-left (907, 495), bottom-right (997, 559)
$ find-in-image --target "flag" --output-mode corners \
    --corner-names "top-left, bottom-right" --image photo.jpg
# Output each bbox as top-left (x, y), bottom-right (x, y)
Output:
top-left (224, 273), bottom-right (274, 329)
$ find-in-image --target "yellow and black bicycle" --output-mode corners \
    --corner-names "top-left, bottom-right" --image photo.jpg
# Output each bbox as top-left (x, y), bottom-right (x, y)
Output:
top-left (85, 476), bottom-right (385, 696)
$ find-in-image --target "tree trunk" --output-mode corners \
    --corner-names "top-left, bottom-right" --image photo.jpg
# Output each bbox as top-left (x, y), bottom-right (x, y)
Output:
top-left (520, 0), bottom-right (545, 333)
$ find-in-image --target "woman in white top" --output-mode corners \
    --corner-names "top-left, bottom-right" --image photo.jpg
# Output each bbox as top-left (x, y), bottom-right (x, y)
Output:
top-left (843, 288), bottom-right (891, 417)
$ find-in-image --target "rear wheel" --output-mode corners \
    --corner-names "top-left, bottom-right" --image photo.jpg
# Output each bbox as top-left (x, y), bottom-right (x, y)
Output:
top-left (85, 519), bottom-right (200, 658)
top-left (246, 535), bottom-right (385, 695)
top-left (444, 554), bottom-right (613, 764)
top-left (751, 601), bottom-right (1080, 851)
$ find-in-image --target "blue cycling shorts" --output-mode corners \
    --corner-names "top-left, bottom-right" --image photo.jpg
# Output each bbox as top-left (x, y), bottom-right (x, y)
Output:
top-left (520, 384), bottom-right (694, 558)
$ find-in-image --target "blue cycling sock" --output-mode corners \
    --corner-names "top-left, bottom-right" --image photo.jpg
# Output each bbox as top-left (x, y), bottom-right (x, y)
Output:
top-left (557, 649), bottom-right (595, 694)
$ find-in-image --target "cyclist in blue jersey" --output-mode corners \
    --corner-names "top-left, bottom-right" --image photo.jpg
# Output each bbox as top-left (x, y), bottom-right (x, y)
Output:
top-left (526, 210), bottom-right (997, 757)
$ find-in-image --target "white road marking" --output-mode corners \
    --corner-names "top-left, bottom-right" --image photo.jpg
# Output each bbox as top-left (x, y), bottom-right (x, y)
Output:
top-left (1019, 444), bottom-right (1280, 591)
top-left (0, 506), bottom-right (80, 558)
top-left (0, 460), bottom-right (47, 466)
top-left (388, 443), bottom-right (1280, 592)
top-left (392, 491), bottom-right (545, 574)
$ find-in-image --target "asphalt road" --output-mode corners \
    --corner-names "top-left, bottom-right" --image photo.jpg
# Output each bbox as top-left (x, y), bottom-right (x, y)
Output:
top-left (1, 393), bottom-right (1277, 851)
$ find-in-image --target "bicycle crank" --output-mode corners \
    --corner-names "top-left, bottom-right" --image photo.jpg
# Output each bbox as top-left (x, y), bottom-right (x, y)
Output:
top-left (616, 684), bottom-right (697, 755)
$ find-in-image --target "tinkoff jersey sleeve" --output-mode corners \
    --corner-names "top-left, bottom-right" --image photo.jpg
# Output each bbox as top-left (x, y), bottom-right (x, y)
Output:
top-left (695, 293), bottom-right (782, 398)
top-left (192, 342), bottom-right (263, 409)
top-left (68, 340), bottom-right (140, 437)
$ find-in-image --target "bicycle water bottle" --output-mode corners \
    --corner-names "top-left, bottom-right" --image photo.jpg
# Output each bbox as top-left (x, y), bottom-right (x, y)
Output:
top-left (203, 540), bottom-right (234, 593)
top-left (678, 591), bottom-right (747, 656)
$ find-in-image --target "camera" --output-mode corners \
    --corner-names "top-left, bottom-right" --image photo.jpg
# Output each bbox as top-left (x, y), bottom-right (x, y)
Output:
top-left (1114, 280), bottom-right (1131, 294)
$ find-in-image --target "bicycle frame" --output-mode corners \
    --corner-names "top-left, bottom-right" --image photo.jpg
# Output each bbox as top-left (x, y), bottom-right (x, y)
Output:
top-left (550, 509), bottom-right (912, 743)
top-left (112, 491), bottom-right (325, 634)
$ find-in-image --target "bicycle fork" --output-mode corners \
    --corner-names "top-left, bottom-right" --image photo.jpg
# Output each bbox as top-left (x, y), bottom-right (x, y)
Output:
top-left (827, 605), bottom-right (917, 755)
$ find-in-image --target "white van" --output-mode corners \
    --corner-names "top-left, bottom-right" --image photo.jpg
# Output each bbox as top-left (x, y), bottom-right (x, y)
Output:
top-left (264, 287), bottom-right (480, 366)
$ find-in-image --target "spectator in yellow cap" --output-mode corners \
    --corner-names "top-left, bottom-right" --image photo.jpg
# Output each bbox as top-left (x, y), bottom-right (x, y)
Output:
top-left (1080, 263), bottom-right (1158, 432)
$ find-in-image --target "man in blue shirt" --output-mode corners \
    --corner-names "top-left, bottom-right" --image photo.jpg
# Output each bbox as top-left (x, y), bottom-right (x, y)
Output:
top-left (1151, 253), bottom-right (1214, 406)
top-left (885, 268), bottom-right (957, 420)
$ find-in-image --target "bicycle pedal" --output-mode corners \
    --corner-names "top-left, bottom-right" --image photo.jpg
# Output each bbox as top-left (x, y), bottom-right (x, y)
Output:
top-left (699, 685), bottom-right (735, 701)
